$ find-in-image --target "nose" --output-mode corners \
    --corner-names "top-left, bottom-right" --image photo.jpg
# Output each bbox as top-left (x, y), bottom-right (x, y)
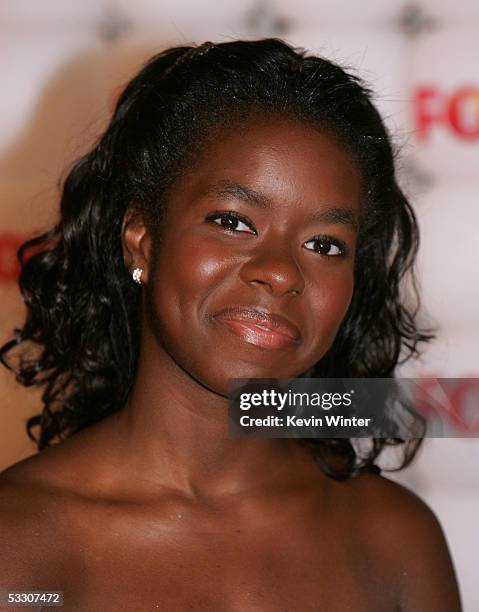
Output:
top-left (239, 244), bottom-right (305, 297)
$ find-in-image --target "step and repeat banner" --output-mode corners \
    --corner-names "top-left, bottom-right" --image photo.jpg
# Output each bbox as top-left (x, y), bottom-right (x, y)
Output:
top-left (1, 1), bottom-right (478, 609)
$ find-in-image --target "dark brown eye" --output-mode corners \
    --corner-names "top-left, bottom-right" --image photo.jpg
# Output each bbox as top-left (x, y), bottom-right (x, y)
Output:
top-left (207, 211), bottom-right (256, 234)
top-left (304, 236), bottom-right (346, 257)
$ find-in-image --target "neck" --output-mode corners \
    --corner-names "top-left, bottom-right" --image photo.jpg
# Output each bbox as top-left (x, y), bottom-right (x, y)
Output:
top-left (111, 330), bottom-right (318, 502)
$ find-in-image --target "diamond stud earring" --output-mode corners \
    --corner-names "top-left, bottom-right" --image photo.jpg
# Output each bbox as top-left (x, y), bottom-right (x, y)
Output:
top-left (132, 267), bottom-right (143, 284)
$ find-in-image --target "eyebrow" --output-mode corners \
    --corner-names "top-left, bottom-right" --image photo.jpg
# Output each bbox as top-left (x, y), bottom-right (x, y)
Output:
top-left (202, 180), bottom-right (359, 232)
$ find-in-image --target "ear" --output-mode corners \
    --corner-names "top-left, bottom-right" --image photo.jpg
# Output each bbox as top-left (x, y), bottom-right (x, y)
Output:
top-left (122, 206), bottom-right (151, 284)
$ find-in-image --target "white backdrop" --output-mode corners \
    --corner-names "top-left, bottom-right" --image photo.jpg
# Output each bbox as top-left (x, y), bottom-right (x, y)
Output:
top-left (1, 1), bottom-right (478, 610)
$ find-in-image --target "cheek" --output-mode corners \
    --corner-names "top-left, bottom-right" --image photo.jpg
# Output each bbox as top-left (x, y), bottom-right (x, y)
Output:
top-left (150, 234), bottom-right (231, 326)
top-left (309, 270), bottom-right (354, 354)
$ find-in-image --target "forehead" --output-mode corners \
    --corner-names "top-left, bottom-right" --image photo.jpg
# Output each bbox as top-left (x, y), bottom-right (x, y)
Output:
top-left (167, 116), bottom-right (361, 217)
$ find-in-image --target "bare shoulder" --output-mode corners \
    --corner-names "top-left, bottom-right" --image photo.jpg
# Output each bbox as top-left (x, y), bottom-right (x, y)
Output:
top-left (348, 471), bottom-right (462, 611)
top-left (0, 425), bottom-right (113, 590)
top-left (0, 455), bottom-right (68, 589)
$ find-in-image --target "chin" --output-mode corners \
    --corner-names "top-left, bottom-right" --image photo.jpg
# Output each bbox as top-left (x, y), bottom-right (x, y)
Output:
top-left (203, 363), bottom-right (309, 393)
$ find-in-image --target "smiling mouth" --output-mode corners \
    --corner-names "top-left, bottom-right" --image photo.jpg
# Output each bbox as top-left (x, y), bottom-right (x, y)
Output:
top-left (214, 318), bottom-right (298, 350)
top-left (211, 307), bottom-right (300, 351)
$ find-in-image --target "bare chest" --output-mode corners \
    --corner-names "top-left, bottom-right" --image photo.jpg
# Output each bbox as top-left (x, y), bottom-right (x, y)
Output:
top-left (55, 511), bottom-right (395, 612)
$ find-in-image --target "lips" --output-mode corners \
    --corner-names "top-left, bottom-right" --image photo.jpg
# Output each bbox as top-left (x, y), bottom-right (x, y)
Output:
top-left (212, 306), bottom-right (301, 350)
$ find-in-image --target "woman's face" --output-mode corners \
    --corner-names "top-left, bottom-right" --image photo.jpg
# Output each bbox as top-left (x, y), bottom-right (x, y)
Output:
top-left (145, 116), bottom-right (361, 395)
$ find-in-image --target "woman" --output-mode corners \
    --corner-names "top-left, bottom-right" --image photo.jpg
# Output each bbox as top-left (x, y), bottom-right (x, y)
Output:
top-left (0, 39), bottom-right (461, 610)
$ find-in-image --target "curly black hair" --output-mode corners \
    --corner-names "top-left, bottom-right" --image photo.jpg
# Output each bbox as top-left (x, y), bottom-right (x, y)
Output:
top-left (0, 38), bottom-right (433, 480)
